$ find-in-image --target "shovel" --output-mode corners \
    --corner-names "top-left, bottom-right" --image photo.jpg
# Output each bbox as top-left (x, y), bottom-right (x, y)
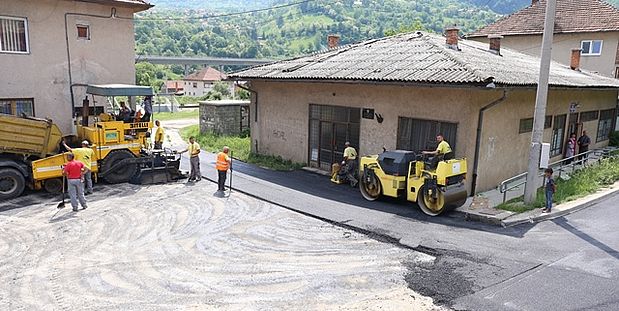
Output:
top-left (227, 151), bottom-right (233, 197)
top-left (56, 175), bottom-right (66, 209)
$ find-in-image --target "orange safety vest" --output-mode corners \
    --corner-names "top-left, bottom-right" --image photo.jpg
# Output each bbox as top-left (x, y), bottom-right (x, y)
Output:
top-left (216, 152), bottom-right (230, 171)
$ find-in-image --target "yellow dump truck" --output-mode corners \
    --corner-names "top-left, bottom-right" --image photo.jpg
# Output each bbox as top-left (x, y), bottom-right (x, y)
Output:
top-left (0, 114), bottom-right (64, 199)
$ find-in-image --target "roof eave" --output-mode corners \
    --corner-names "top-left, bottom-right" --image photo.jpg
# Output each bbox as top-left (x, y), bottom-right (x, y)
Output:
top-left (75, 0), bottom-right (153, 12)
top-left (230, 77), bottom-right (619, 90)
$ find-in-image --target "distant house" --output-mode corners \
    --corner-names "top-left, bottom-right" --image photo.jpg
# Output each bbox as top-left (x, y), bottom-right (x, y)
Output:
top-left (183, 67), bottom-right (233, 97)
top-left (164, 80), bottom-right (184, 95)
top-left (231, 30), bottom-right (619, 193)
top-left (0, 0), bottom-right (153, 133)
top-left (467, 0), bottom-right (619, 79)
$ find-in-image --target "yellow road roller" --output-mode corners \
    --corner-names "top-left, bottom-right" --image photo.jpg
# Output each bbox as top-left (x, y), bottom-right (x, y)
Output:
top-left (358, 150), bottom-right (467, 216)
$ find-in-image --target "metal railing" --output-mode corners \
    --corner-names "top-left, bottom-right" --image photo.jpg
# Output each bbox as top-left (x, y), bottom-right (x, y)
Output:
top-left (498, 147), bottom-right (618, 203)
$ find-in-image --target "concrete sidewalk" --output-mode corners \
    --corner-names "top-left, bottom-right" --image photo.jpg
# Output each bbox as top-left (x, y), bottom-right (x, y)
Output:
top-left (456, 147), bottom-right (618, 226)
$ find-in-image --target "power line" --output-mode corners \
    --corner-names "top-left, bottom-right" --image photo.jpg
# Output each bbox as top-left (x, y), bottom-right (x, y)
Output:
top-left (135, 0), bottom-right (320, 21)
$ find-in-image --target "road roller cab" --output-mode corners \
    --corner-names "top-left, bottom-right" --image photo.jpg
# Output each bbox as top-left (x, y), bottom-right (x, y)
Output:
top-left (359, 150), bottom-right (467, 216)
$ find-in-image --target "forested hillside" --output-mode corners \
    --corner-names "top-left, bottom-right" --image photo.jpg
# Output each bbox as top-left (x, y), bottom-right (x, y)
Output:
top-left (135, 0), bottom-right (619, 91)
top-left (136, 0), bottom-right (500, 59)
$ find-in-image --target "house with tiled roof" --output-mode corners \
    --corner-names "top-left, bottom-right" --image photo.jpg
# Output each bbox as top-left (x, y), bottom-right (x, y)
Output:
top-left (468, 0), bottom-right (619, 79)
top-left (183, 67), bottom-right (233, 97)
top-left (1, 0), bottom-right (153, 133)
top-left (231, 31), bottom-right (619, 193)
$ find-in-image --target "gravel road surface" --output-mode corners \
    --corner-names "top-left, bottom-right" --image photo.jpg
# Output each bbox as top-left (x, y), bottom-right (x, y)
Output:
top-left (0, 182), bottom-right (445, 310)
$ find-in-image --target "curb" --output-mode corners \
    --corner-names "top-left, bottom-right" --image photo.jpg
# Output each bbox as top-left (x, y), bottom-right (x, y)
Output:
top-left (500, 187), bottom-right (619, 227)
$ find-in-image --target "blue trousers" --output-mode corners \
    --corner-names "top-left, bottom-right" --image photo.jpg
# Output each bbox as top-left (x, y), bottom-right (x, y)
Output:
top-left (545, 190), bottom-right (553, 210)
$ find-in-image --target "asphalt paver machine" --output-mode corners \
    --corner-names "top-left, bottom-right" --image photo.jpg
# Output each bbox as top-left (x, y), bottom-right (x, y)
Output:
top-left (358, 150), bottom-right (468, 216)
top-left (31, 84), bottom-right (184, 191)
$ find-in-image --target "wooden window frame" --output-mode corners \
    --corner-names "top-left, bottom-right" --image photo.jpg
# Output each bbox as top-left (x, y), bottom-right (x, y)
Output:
top-left (76, 24), bottom-right (90, 40)
top-left (0, 98), bottom-right (35, 116)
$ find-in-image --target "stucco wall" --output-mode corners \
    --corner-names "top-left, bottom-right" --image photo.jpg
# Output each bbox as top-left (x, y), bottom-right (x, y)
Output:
top-left (478, 89), bottom-right (617, 191)
top-left (0, 0), bottom-right (139, 134)
top-left (249, 81), bottom-right (617, 193)
top-left (471, 32), bottom-right (619, 78)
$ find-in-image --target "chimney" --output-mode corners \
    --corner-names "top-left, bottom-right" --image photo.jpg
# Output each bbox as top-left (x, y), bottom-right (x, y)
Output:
top-left (488, 35), bottom-right (503, 55)
top-left (327, 34), bottom-right (340, 49)
top-left (570, 48), bottom-right (582, 70)
top-left (445, 26), bottom-right (459, 50)
top-left (532, 0), bottom-right (539, 5)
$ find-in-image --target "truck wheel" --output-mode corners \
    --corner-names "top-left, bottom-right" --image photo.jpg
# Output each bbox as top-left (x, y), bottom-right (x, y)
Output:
top-left (44, 178), bottom-right (63, 194)
top-left (0, 168), bottom-right (26, 200)
top-left (101, 150), bottom-right (138, 184)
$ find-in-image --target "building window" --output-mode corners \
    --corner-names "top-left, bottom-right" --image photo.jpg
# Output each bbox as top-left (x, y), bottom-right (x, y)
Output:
top-left (596, 109), bottom-right (616, 142)
top-left (193, 82), bottom-right (197, 88)
top-left (0, 98), bottom-right (34, 116)
top-left (581, 40), bottom-right (603, 56)
top-left (397, 117), bottom-right (458, 153)
top-left (0, 16), bottom-right (29, 53)
top-left (580, 110), bottom-right (599, 122)
top-left (550, 114), bottom-right (566, 156)
top-left (76, 24), bottom-right (90, 40)
top-left (519, 118), bottom-right (533, 134)
top-left (615, 67), bottom-right (619, 78)
top-left (518, 116), bottom-right (552, 133)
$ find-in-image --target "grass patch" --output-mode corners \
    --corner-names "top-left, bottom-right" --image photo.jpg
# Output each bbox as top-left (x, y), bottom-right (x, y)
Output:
top-left (153, 109), bottom-right (198, 121)
top-left (497, 156), bottom-right (619, 213)
top-left (181, 125), bottom-right (303, 171)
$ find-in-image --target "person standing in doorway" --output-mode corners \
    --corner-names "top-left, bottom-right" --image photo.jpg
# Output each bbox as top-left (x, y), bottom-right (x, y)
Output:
top-left (565, 133), bottom-right (576, 164)
top-left (63, 153), bottom-right (88, 211)
top-left (62, 139), bottom-right (94, 195)
top-left (216, 146), bottom-right (232, 193)
top-left (577, 130), bottom-right (591, 164)
top-left (179, 136), bottom-right (201, 182)
top-left (154, 120), bottom-right (165, 150)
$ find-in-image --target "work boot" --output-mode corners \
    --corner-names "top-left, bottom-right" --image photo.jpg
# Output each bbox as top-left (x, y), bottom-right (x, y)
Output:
top-left (72, 208), bottom-right (78, 212)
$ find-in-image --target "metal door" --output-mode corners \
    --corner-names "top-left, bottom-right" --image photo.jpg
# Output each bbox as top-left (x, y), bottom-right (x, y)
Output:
top-left (309, 104), bottom-right (360, 170)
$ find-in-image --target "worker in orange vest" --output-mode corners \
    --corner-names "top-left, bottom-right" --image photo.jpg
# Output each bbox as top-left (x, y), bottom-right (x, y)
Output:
top-left (216, 146), bottom-right (232, 192)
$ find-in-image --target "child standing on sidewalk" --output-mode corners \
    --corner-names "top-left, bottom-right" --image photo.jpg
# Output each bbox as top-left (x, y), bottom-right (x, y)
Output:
top-left (543, 168), bottom-right (556, 213)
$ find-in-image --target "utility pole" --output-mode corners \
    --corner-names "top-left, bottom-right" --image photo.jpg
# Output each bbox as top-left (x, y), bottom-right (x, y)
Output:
top-left (524, 0), bottom-right (557, 204)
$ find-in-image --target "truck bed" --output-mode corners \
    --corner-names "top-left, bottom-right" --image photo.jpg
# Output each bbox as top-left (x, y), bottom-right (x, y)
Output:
top-left (0, 114), bottom-right (63, 158)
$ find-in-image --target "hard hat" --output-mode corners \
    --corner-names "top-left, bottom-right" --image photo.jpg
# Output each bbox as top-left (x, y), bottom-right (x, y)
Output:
top-left (81, 140), bottom-right (90, 146)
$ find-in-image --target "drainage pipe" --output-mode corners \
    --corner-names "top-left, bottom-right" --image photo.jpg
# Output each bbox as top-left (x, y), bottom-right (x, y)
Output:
top-left (471, 89), bottom-right (507, 196)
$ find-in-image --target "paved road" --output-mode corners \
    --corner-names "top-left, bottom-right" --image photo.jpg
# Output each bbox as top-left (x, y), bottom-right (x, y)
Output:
top-left (172, 144), bottom-right (619, 311)
top-left (0, 183), bottom-right (445, 310)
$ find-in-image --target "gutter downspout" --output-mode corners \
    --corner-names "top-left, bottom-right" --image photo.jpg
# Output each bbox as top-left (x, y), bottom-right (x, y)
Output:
top-left (471, 89), bottom-right (507, 196)
top-left (235, 81), bottom-right (259, 152)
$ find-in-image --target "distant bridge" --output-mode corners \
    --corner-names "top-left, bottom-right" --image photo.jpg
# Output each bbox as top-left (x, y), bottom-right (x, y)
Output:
top-left (135, 55), bottom-right (274, 74)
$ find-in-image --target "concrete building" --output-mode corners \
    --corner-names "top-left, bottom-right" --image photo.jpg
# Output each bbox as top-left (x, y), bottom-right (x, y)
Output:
top-left (231, 31), bottom-right (619, 193)
top-left (183, 67), bottom-right (233, 97)
top-left (467, 0), bottom-right (619, 78)
top-left (0, 0), bottom-right (152, 134)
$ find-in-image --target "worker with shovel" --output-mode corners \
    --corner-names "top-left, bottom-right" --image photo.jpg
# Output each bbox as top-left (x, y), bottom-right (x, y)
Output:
top-left (63, 153), bottom-right (88, 212)
top-left (216, 146), bottom-right (232, 194)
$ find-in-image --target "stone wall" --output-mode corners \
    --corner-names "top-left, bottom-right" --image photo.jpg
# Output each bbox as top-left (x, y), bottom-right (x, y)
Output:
top-left (199, 100), bottom-right (250, 135)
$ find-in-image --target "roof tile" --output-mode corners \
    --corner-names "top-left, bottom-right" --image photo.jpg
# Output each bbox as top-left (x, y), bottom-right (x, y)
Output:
top-left (231, 32), bottom-right (619, 88)
top-left (468, 0), bottom-right (619, 37)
